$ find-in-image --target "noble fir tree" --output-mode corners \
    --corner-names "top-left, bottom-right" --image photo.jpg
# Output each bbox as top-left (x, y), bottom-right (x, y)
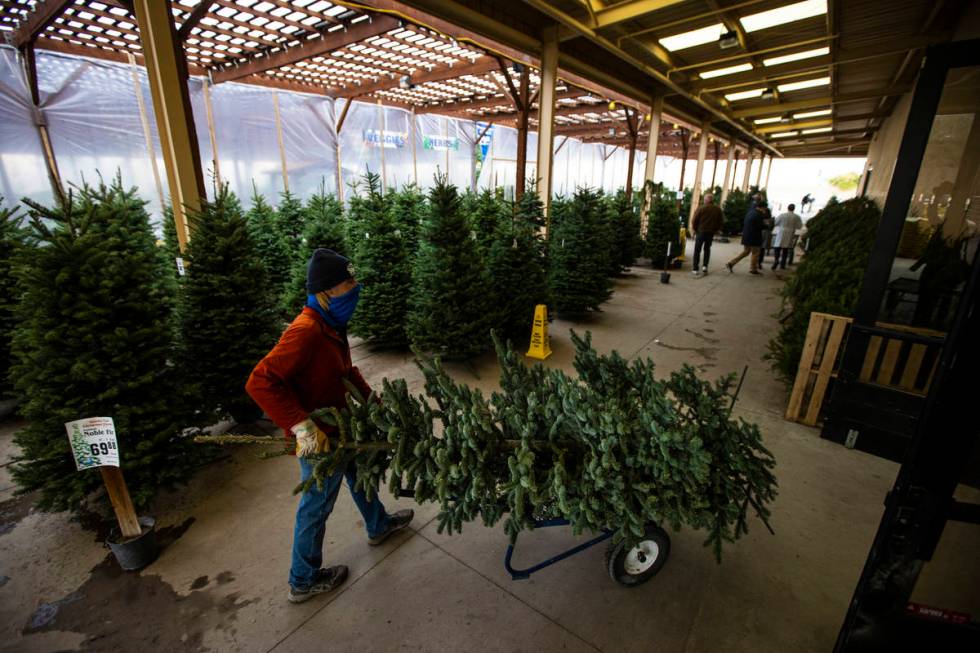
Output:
top-left (388, 183), bottom-right (426, 254)
top-left (548, 187), bottom-right (614, 315)
top-left (644, 182), bottom-right (681, 269)
top-left (1, 199), bottom-right (27, 396)
top-left (177, 185), bottom-right (282, 424)
top-left (246, 187), bottom-right (291, 293)
top-left (345, 171), bottom-right (387, 261)
top-left (606, 189), bottom-right (641, 274)
top-left (348, 193), bottom-right (413, 347)
top-left (721, 188), bottom-right (748, 236)
top-left (276, 330), bottom-right (777, 561)
top-left (468, 187), bottom-right (507, 256)
top-left (282, 185), bottom-right (346, 315)
top-left (274, 189), bottom-right (308, 258)
top-left (162, 205), bottom-right (181, 273)
top-left (10, 179), bottom-right (207, 513)
top-left (486, 190), bottom-right (549, 342)
top-left (408, 176), bottom-right (492, 359)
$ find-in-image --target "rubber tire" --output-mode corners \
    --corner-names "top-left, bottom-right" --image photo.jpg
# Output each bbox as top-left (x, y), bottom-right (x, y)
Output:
top-left (605, 524), bottom-right (671, 587)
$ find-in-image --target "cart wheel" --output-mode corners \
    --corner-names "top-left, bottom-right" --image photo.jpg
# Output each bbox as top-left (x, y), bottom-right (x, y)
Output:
top-left (605, 524), bottom-right (670, 587)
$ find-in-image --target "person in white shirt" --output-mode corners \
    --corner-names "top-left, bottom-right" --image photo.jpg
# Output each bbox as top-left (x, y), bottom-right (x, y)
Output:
top-left (770, 204), bottom-right (804, 270)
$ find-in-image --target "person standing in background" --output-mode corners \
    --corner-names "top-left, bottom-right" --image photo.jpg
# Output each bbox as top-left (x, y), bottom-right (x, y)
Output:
top-left (758, 199), bottom-right (773, 266)
top-left (771, 203), bottom-right (803, 270)
top-left (727, 199), bottom-right (765, 275)
top-left (690, 193), bottom-right (724, 277)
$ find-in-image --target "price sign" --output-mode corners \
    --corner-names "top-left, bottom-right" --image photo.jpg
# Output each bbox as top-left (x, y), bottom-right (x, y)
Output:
top-left (175, 257), bottom-right (186, 276)
top-left (65, 417), bottom-right (119, 471)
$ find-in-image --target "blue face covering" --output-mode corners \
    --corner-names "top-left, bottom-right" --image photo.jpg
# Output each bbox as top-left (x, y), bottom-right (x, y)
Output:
top-left (307, 283), bottom-right (361, 328)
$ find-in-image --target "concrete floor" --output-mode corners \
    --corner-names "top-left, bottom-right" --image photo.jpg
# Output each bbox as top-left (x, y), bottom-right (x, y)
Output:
top-left (0, 240), bottom-right (914, 652)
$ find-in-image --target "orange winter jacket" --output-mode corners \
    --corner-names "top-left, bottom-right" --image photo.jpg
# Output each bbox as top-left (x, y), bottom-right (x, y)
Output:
top-left (246, 307), bottom-right (373, 440)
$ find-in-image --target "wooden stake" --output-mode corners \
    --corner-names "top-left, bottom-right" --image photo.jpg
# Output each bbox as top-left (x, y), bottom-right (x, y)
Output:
top-left (127, 53), bottom-right (167, 215)
top-left (100, 467), bottom-right (142, 539)
top-left (202, 79), bottom-right (221, 187)
top-left (273, 91), bottom-right (289, 192)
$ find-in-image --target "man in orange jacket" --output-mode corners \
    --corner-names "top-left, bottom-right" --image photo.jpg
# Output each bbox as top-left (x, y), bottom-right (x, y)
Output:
top-left (247, 249), bottom-right (413, 604)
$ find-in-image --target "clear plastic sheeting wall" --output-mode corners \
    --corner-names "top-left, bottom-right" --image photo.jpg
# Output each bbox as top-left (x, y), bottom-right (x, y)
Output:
top-left (0, 48), bottom-right (658, 219)
top-left (414, 113), bottom-right (478, 191)
top-left (0, 48), bottom-right (49, 209)
top-left (208, 82), bottom-right (287, 206)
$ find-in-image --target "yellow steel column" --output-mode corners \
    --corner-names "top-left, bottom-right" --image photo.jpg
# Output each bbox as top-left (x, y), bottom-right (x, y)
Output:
top-left (132, 0), bottom-right (205, 252)
top-left (720, 140), bottom-right (736, 205)
top-left (755, 153), bottom-right (765, 188)
top-left (688, 120), bottom-right (710, 230)
top-left (535, 25), bottom-right (559, 224)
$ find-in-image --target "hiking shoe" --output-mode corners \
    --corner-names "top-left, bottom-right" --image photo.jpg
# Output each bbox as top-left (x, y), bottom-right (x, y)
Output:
top-left (726, 263), bottom-right (734, 273)
top-left (691, 269), bottom-right (700, 276)
top-left (749, 269), bottom-right (761, 275)
top-left (702, 267), bottom-right (708, 276)
top-left (368, 509), bottom-right (415, 546)
top-left (288, 565), bottom-right (348, 604)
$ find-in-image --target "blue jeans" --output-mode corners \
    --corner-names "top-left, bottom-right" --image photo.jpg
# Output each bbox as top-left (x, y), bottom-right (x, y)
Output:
top-left (289, 457), bottom-right (389, 590)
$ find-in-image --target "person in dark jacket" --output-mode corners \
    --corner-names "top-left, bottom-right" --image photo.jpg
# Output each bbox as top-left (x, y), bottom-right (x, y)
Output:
top-left (247, 249), bottom-right (414, 604)
top-left (690, 193), bottom-right (723, 276)
top-left (726, 202), bottom-right (765, 275)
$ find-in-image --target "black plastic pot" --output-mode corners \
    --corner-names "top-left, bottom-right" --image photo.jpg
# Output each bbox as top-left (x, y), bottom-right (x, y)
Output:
top-left (107, 515), bottom-right (158, 571)
top-left (660, 271), bottom-right (671, 284)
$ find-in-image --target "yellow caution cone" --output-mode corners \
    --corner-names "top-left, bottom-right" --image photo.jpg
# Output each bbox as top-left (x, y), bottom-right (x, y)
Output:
top-left (526, 304), bottom-right (553, 360)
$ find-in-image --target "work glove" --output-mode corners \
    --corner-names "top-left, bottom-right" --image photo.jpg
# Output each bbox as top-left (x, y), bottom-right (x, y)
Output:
top-left (291, 418), bottom-right (328, 457)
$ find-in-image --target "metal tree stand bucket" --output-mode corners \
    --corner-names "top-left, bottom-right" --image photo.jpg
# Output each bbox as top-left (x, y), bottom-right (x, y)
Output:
top-left (107, 515), bottom-right (158, 571)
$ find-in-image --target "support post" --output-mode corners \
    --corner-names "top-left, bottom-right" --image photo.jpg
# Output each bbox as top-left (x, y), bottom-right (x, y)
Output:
top-left (710, 141), bottom-right (720, 189)
top-left (273, 91), bottom-right (289, 192)
top-left (202, 79), bottom-right (221, 187)
top-left (411, 107), bottom-right (419, 186)
top-left (20, 42), bottom-right (64, 203)
top-left (378, 100), bottom-right (387, 192)
top-left (639, 94), bottom-right (664, 236)
top-left (741, 146), bottom-right (754, 191)
top-left (755, 153), bottom-right (765, 188)
top-left (335, 98), bottom-right (352, 204)
top-left (624, 108), bottom-right (639, 203)
top-left (763, 154), bottom-right (774, 190)
top-left (127, 53), bottom-right (167, 214)
top-left (678, 129), bottom-right (690, 191)
top-left (133, 0), bottom-right (206, 253)
top-left (100, 467), bottom-right (142, 539)
top-left (536, 25), bottom-right (559, 222)
top-left (721, 141), bottom-right (736, 205)
top-left (689, 121), bottom-right (710, 229)
top-left (515, 65), bottom-right (530, 201)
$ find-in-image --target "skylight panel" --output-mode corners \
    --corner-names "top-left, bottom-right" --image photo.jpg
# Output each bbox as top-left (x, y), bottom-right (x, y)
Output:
top-left (754, 116), bottom-right (782, 124)
top-left (740, 0), bottom-right (826, 33)
top-left (725, 87), bottom-right (766, 101)
top-left (659, 23), bottom-right (725, 52)
top-left (699, 63), bottom-right (753, 79)
top-left (777, 76), bottom-right (830, 92)
top-left (801, 127), bottom-right (832, 134)
top-left (793, 108), bottom-right (832, 119)
top-left (771, 131), bottom-right (799, 138)
top-left (763, 46), bottom-right (829, 66)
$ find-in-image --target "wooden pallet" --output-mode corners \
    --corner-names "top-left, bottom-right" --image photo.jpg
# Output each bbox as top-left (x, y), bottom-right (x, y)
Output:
top-left (785, 312), bottom-right (945, 426)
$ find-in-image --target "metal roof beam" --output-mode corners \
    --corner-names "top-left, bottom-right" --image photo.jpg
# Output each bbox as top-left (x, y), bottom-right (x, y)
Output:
top-left (732, 86), bottom-right (911, 118)
top-left (212, 14), bottom-right (401, 84)
top-left (591, 0), bottom-right (686, 29)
